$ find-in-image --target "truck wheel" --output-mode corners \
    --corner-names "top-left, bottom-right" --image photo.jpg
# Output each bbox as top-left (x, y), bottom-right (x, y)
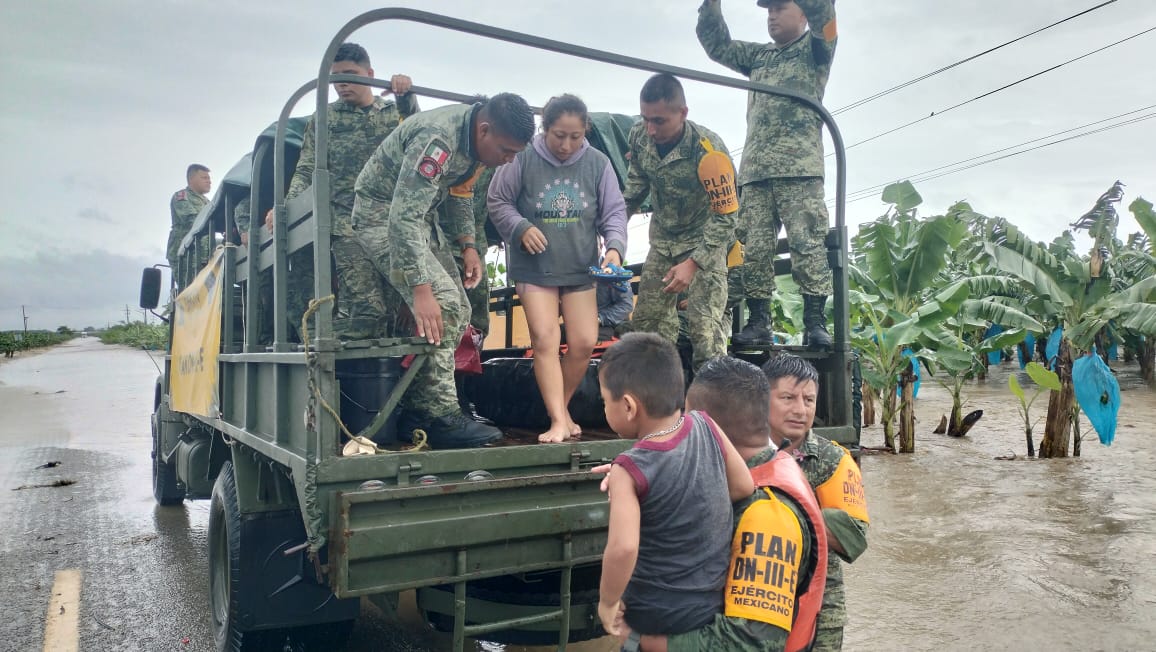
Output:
top-left (210, 461), bottom-right (275, 651)
top-left (152, 413), bottom-right (184, 505)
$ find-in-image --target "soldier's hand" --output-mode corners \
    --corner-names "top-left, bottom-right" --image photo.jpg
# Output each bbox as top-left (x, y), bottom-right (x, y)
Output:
top-left (239, 232), bottom-right (249, 246)
top-left (520, 226), bottom-right (548, 255)
top-left (412, 284), bottom-right (444, 345)
top-left (662, 258), bottom-right (699, 293)
top-left (389, 74), bottom-right (413, 96)
top-left (264, 209), bottom-right (275, 231)
top-left (461, 247), bottom-right (483, 289)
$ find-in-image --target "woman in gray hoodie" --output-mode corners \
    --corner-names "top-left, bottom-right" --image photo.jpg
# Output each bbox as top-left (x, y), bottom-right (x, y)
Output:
top-left (488, 94), bottom-right (629, 443)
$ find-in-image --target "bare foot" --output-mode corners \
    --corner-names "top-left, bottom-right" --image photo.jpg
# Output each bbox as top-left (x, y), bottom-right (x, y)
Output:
top-left (567, 418), bottom-right (582, 437)
top-left (538, 422), bottom-right (572, 443)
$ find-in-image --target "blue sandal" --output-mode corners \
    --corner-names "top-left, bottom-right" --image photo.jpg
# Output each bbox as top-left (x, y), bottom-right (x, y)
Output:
top-left (588, 263), bottom-right (634, 282)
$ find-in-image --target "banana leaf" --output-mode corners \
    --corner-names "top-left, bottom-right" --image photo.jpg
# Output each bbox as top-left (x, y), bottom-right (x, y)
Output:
top-left (1071, 350), bottom-right (1120, 446)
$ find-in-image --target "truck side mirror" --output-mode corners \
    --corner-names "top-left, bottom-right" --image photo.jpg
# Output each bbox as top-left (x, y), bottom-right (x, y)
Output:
top-left (140, 267), bottom-right (162, 310)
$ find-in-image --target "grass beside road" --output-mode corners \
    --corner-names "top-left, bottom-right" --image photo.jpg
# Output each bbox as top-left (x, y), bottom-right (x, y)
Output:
top-left (0, 330), bottom-right (73, 356)
top-left (99, 322), bottom-right (168, 350)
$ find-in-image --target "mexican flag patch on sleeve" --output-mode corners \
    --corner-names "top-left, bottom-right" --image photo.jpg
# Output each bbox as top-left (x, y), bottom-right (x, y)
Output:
top-left (416, 137), bottom-right (452, 183)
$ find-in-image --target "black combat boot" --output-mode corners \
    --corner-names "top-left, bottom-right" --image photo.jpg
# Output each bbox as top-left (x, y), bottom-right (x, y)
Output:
top-left (803, 294), bottom-right (833, 350)
top-left (732, 298), bottom-right (773, 348)
top-left (400, 410), bottom-right (502, 449)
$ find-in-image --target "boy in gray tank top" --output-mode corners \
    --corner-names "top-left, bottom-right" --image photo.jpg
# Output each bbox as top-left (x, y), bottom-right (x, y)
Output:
top-left (597, 333), bottom-right (755, 639)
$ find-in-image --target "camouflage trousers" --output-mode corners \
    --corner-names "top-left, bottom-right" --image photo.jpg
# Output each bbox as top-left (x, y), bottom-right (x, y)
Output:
top-left (633, 245), bottom-right (727, 371)
top-left (287, 235), bottom-right (389, 341)
top-left (739, 177), bottom-right (832, 298)
top-left (666, 613), bottom-right (787, 651)
top-left (812, 626), bottom-right (844, 652)
top-left (359, 226), bottom-right (468, 420)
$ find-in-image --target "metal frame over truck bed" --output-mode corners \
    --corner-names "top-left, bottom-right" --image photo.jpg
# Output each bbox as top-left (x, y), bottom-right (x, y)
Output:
top-left (145, 8), bottom-right (852, 651)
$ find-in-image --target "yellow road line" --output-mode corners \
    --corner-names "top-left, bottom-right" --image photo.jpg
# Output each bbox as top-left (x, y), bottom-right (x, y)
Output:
top-left (43, 569), bottom-right (82, 652)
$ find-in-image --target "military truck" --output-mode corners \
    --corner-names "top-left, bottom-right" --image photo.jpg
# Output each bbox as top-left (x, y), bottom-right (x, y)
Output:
top-left (138, 9), bottom-right (856, 651)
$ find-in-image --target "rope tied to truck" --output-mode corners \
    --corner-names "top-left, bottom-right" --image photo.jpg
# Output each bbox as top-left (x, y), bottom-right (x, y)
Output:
top-left (299, 296), bottom-right (430, 454)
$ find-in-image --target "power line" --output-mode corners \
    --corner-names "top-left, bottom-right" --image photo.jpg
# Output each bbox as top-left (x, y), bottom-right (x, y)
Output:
top-left (837, 110), bottom-right (1156, 205)
top-left (838, 25), bottom-right (1156, 153)
top-left (837, 104), bottom-right (1156, 203)
top-left (831, 0), bottom-right (1119, 115)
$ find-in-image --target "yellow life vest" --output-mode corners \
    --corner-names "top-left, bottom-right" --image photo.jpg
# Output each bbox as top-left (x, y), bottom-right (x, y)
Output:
top-left (697, 139), bottom-right (738, 215)
top-left (815, 449), bottom-right (870, 523)
top-left (724, 488), bottom-right (806, 631)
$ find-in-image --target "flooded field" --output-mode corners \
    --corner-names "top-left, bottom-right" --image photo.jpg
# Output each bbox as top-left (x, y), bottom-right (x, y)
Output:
top-left (845, 362), bottom-right (1156, 652)
top-left (2, 341), bottom-right (1153, 651)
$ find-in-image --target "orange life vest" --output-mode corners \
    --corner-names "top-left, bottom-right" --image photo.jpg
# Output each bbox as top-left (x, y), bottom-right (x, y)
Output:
top-left (748, 451), bottom-right (828, 652)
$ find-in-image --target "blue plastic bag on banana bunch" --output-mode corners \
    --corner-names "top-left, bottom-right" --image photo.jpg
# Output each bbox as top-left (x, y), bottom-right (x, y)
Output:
top-left (1071, 348), bottom-right (1120, 446)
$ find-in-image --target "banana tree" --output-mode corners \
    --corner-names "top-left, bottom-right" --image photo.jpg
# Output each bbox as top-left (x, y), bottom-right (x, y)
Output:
top-left (850, 182), bottom-right (969, 453)
top-left (924, 277), bottom-right (1044, 437)
top-left (1112, 197), bottom-right (1156, 382)
top-left (1009, 362), bottom-right (1062, 457)
top-left (978, 183), bottom-right (1155, 457)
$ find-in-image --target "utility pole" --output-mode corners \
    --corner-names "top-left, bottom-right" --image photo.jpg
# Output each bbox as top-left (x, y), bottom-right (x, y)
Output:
top-left (21, 305), bottom-right (28, 334)
top-left (124, 304), bottom-right (131, 324)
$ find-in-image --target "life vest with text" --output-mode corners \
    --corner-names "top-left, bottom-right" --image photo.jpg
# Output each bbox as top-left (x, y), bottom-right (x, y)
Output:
top-left (725, 450), bottom-right (827, 652)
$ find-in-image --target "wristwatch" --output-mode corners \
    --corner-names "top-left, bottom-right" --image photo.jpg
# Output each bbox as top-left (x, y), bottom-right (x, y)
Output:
top-left (460, 242), bottom-right (477, 252)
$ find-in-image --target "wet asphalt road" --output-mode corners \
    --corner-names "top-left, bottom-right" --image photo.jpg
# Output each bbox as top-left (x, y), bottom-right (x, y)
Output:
top-left (0, 338), bottom-right (616, 652)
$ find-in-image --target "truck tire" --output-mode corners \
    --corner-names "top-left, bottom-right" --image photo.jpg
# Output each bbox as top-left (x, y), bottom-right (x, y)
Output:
top-left (210, 460), bottom-right (276, 651)
top-left (151, 413), bottom-right (184, 506)
top-left (209, 461), bottom-right (358, 651)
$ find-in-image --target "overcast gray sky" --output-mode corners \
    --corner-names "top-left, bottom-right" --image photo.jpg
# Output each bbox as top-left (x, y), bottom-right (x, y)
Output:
top-left (2, 0), bottom-right (1153, 330)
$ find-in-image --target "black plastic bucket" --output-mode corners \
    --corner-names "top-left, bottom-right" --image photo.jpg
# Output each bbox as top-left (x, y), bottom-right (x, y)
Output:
top-left (336, 357), bottom-right (402, 443)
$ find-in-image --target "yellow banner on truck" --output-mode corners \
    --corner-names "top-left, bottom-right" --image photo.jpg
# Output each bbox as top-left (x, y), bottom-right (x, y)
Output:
top-left (170, 248), bottom-right (224, 417)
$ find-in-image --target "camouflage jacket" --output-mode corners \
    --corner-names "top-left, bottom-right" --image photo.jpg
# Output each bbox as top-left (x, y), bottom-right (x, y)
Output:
top-left (233, 196), bottom-right (252, 235)
top-left (622, 120), bottom-right (736, 272)
top-left (171, 186), bottom-right (209, 231)
top-left (168, 186), bottom-right (210, 261)
top-left (794, 430), bottom-right (869, 629)
top-left (352, 102), bottom-right (484, 288)
top-left (697, 0), bottom-right (837, 184)
top-left (288, 93), bottom-right (419, 236)
top-left (440, 165), bottom-right (494, 259)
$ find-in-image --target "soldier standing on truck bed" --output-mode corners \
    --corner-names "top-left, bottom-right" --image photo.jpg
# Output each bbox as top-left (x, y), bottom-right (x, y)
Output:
top-left (254, 42), bottom-right (420, 341)
top-left (352, 93), bottom-right (535, 448)
top-left (167, 163), bottom-right (211, 269)
top-left (697, 0), bottom-right (837, 349)
top-left (622, 73), bottom-right (737, 372)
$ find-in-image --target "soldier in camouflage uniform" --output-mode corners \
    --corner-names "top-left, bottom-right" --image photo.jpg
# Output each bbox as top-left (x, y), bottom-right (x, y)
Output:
top-left (622, 74), bottom-right (736, 372)
top-left (233, 197), bottom-right (275, 344)
top-left (167, 164), bottom-right (212, 269)
top-left (762, 354), bottom-right (868, 652)
top-left (271, 42), bottom-right (419, 341)
top-left (697, 0), bottom-right (838, 349)
top-left (352, 94), bottom-right (535, 448)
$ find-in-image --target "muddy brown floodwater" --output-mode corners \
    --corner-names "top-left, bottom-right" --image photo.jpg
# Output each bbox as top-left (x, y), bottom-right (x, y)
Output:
top-left (845, 362), bottom-right (1156, 652)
